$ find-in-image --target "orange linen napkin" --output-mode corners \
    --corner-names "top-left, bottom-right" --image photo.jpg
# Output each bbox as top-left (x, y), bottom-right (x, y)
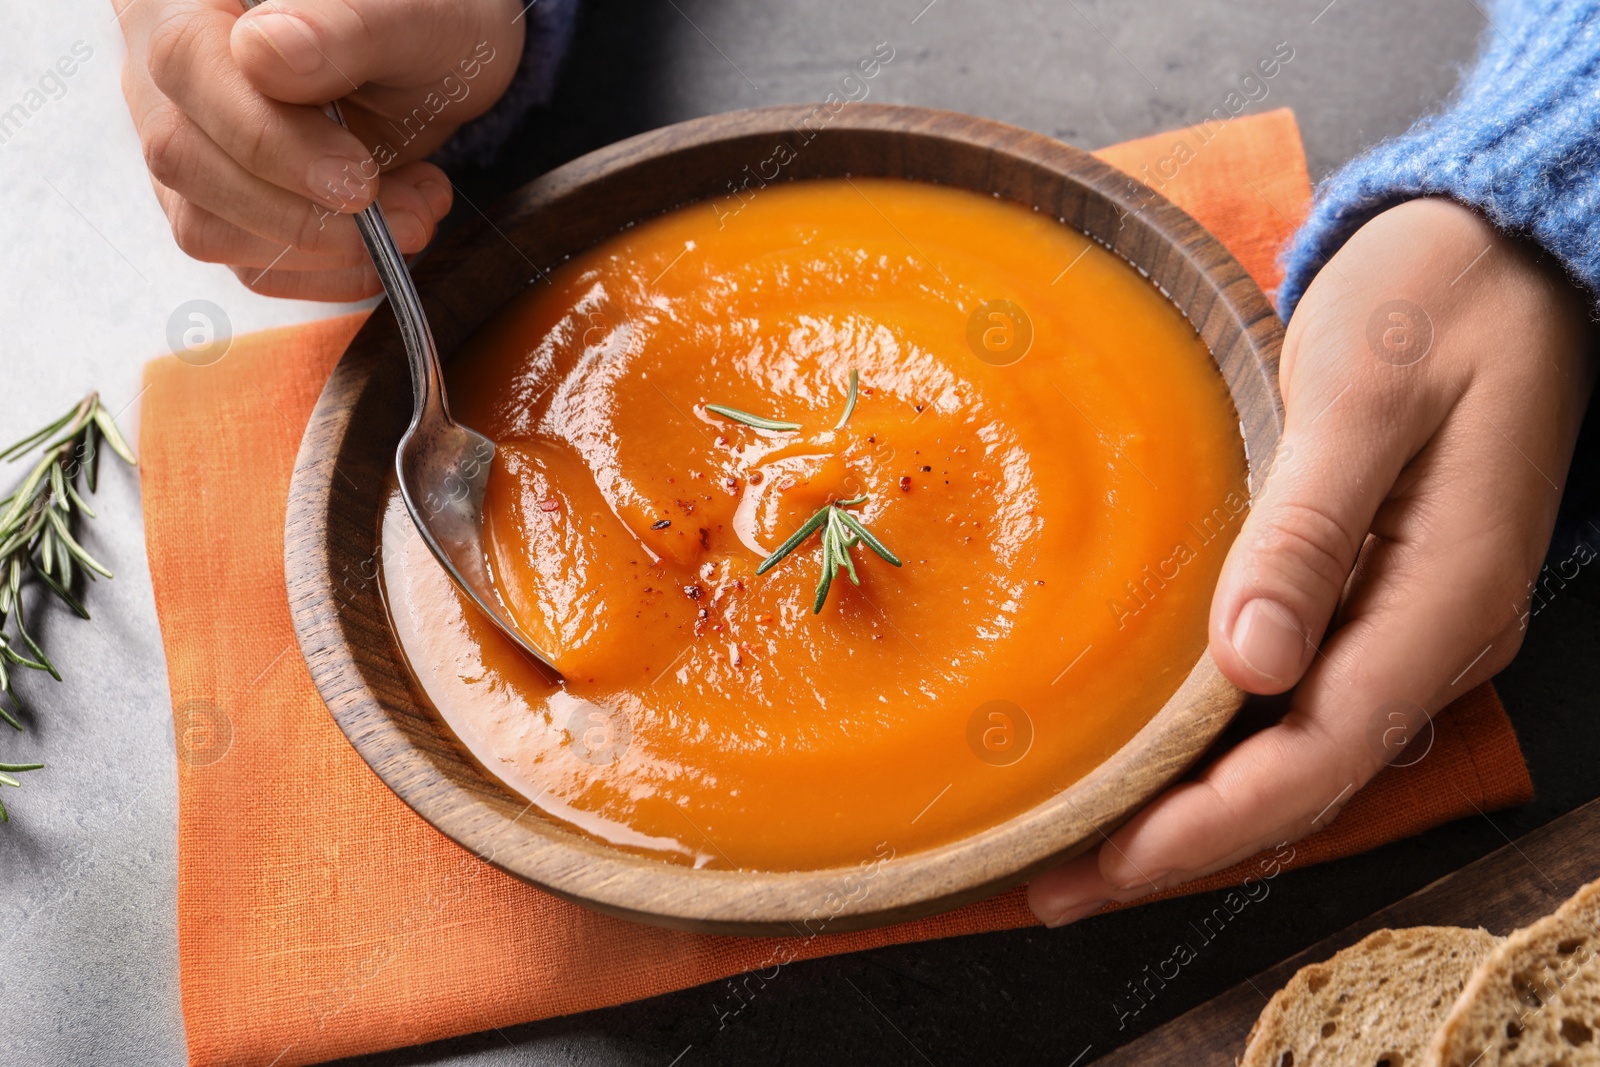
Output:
top-left (142, 107), bottom-right (1533, 1067)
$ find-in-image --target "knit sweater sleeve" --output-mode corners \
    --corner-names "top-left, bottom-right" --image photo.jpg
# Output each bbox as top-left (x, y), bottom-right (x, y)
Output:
top-left (430, 0), bottom-right (581, 170)
top-left (1277, 0), bottom-right (1600, 320)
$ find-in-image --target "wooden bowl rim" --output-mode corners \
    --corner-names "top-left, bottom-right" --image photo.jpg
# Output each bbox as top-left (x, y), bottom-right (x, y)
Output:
top-left (286, 103), bottom-right (1283, 935)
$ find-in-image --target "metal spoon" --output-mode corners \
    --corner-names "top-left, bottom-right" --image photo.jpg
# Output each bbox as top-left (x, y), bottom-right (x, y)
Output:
top-left (279, 77), bottom-right (562, 675)
top-left (359, 182), bottom-right (562, 676)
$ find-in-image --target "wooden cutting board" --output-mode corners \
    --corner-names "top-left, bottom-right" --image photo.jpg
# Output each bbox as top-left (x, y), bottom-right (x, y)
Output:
top-left (1097, 797), bottom-right (1600, 1066)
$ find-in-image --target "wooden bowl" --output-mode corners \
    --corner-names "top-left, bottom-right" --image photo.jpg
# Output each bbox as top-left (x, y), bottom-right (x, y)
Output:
top-left (286, 104), bottom-right (1283, 936)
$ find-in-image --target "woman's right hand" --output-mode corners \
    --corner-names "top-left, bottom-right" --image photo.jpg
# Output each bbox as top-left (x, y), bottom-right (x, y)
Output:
top-left (115, 0), bottom-right (526, 300)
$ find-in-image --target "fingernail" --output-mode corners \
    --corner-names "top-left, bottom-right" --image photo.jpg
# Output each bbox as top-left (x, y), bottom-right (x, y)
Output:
top-left (1233, 598), bottom-right (1308, 683)
top-left (388, 210), bottom-right (427, 252)
top-left (1041, 897), bottom-right (1107, 928)
top-left (415, 178), bottom-right (452, 219)
top-left (242, 11), bottom-right (324, 76)
top-left (306, 156), bottom-right (370, 209)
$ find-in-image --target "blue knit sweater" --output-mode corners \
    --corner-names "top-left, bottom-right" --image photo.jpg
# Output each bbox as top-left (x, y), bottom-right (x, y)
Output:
top-left (1278, 0), bottom-right (1600, 319)
top-left (1276, 0), bottom-right (1600, 550)
top-left (429, 0), bottom-right (580, 170)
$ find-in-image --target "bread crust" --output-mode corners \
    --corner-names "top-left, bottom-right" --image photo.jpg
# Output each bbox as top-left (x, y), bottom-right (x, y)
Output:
top-left (1423, 880), bottom-right (1600, 1067)
top-left (1241, 926), bottom-right (1500, 1067)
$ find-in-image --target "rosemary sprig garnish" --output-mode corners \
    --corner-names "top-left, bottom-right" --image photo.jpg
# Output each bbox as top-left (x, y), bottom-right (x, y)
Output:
top-left (756, 494), bottom-right (902, 613)
top-left (0, 392), bottom-right (135, 821)
top-left (704, 404), bottom-right (801, 433)
top-left (834, 369), bottom-right (859, 430)
top-left (707, 367), bottom-right (864, 435)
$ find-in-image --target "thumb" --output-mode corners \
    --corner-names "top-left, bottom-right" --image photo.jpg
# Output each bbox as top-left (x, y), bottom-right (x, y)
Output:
top-left (1210, 419), bottom-right (1399, 694)
top-left (231, 0), bottom-right (506, 105)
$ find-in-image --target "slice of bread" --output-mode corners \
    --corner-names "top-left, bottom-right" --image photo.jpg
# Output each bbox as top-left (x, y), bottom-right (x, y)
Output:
top-left (1424, 879), bottom-right (1600, 1066)
top-left (1241, 926), bottom-right (1500, 1067)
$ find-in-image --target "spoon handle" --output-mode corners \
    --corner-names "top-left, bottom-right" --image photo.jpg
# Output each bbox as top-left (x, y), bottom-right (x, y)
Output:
top-left (322, 101), bottom-right (448, 433)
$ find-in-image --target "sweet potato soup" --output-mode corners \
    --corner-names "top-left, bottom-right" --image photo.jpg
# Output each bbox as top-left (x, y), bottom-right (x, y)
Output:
top-left (380, 177), bottom-right (1248, 872)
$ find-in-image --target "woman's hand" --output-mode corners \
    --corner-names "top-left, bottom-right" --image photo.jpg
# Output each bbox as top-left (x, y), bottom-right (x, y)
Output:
top-left (115, 0), bottom-right (526, 300)
top-left (1029, 197), bottom-right (1595, 926)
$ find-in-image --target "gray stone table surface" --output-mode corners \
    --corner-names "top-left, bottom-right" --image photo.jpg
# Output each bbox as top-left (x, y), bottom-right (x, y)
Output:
top-left (9, 1), bottom-right (1594, 1065)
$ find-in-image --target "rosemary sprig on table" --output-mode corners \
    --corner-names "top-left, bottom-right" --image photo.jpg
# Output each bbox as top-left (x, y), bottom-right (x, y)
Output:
top-left (0, 761), bottom-right (43, 801)
top-left (0, 392), bottom-right (136, 821)
top-left (756, 495), bottom-right (902, 613)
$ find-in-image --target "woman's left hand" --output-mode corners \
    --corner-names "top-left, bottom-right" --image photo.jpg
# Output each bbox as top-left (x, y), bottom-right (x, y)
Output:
top-left (1028, 198), bottom-right (1594, 927)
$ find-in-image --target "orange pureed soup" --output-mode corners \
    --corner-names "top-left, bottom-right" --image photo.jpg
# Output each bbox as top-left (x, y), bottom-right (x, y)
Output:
top-left (381, 177), bottom-right (1248, 872)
